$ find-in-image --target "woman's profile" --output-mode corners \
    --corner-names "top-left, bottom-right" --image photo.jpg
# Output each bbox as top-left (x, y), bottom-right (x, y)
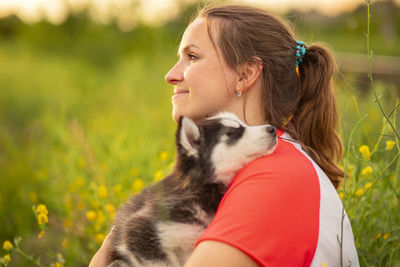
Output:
top-left (90, 3), bottom-right (359, 267)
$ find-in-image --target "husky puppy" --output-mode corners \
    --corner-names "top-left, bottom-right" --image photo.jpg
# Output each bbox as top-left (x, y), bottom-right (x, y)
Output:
top-left (106, 112), bottom-right (277, 267)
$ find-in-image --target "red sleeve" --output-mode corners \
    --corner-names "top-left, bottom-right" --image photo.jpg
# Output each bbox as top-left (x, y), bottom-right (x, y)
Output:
top-left (196, 138), bottom-right (321, 267)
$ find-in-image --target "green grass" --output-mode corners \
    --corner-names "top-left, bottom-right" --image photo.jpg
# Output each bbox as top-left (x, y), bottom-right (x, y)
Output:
top-left (0, 35), bottom-right (178, 266)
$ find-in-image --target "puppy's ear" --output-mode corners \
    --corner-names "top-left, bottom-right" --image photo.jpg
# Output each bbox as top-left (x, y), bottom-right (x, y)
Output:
top-left (177, 116), bottom-right (200, 158)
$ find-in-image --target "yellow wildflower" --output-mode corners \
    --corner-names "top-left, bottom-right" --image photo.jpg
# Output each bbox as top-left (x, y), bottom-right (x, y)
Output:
top-left (38, 229), bottom-right (45, 239)
top-left (321, 262), bottom-right (327, 267)
top-left (361, 166), bottom-right (373, 176)
top-left (98, 185), bottom-right (108, 199)
top-left (355, 188), bottom-right (364, 197)
top-left (95, 233), bottom-right (106, 244)
top-left (105, 204), bottom-right (116, 218)
top-left (86, 210), bottom-right (97, 222)
top-left (132, 179), bottom-right (145, 193)
top-left (36, 204), bottom-right (49, 215)
top-left (384, 233), bottom-right (390, 239)
top-left (55, 262), bottom-right (62, 267)
top-left (374, 233), bottom-right (382, 240)
top-left (37, 213), bottom-right (49, 225)
top-left (386, 140), bottom-right (395, 151)
top-left (96, 211), bottom-right (105, 225)
top-left (2, 241), bottom-right (13, 251)
top-left (159, 151), bottom-right (168, 161)
top-left (359, 145), bottom-right (370, 159)
top-left (364, 182), bottom-right (373, 189)
top-left (2, 254), bottom-right (11, 264)
top-left (154, 170), bottom-right (164, 182)
top-left (338, 192), bottom-right (344, 200)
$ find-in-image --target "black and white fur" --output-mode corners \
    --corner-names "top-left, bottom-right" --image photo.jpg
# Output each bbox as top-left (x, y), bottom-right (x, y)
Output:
top-left (106, 112), bottom-right (277, 267)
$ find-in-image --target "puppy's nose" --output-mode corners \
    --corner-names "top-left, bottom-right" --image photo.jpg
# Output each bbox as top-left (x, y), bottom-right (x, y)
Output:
top-left (266, 125), bottom-right (276, 136)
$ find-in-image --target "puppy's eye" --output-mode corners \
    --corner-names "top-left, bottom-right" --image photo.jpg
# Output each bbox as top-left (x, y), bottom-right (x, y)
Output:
top-left (223, 126), bottom-right (244, 145)
top-left (226, 127), bottom-right (240, 137)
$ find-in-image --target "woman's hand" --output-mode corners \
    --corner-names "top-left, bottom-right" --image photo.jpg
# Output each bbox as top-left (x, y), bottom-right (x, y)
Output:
top-left (88, 230), bottom-right (113, 267)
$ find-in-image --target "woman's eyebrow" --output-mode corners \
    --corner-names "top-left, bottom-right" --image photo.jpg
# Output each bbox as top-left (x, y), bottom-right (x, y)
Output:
top-left (177, 44), bottom-right (200, 58)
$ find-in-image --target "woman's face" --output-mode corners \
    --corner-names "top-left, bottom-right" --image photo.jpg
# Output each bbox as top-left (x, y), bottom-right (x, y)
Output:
top-left (165, 17), bottom-right (239, 123)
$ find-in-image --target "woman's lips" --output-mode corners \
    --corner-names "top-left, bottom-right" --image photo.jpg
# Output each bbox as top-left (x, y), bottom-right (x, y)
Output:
top-left (172, 90), bottom-right (189, 100)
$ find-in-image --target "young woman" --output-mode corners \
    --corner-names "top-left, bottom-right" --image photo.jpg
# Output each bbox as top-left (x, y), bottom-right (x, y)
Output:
top-left (90, 4), bottom-right (359, 267)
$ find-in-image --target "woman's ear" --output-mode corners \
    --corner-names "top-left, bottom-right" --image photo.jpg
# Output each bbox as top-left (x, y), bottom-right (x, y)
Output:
top-left (235, 57), bottom-right (263, 93)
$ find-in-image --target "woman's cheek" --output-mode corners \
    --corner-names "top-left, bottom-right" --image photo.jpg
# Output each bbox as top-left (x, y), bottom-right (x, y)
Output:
top-left (184, 65), bottom-right (197, 81)
top-left (187, 59), bottom-right (208, 76)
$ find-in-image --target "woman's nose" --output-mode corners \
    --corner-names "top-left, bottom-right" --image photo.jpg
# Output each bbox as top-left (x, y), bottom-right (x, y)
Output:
top-left (165, 63), bottom-right (184, 85)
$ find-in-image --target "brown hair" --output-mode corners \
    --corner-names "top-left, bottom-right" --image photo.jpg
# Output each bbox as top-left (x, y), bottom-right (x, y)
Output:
top-left (193, 4), bottom-right (344, 188)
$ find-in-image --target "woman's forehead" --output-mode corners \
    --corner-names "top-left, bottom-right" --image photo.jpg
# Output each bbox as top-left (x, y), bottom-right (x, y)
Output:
top-left (178, 17), bottom-right (217, 52)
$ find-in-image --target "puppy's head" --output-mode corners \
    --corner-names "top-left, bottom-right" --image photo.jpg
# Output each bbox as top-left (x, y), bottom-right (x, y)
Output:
top-left (176, 112), bottom-right (277, 185)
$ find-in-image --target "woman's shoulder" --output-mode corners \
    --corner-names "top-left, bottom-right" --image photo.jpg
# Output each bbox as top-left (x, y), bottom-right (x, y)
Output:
top-left (230, 130), bottom-right (321, 190)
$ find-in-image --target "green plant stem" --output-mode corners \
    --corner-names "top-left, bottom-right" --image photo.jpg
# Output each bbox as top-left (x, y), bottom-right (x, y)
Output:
top-left (13, 237), bottom-right (44, 267)
top-left (366, 1), bottom-right (400, 141)
top-left (339, 114), bottom-right (367, 267)
top-left (14, 248), bottom-right (44, 267)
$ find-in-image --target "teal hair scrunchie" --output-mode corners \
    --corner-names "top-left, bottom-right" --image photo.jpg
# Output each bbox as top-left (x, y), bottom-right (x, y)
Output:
top-left (295, 40), bottom-right (306, 67)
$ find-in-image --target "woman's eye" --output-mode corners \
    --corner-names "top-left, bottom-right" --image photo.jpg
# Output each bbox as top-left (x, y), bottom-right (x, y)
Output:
top-left (187, 54), bottom-right (198, 60)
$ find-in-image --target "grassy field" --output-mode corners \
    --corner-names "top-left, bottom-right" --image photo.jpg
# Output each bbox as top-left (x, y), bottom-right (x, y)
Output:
top-left (0, 3), bottom-right (399, 266)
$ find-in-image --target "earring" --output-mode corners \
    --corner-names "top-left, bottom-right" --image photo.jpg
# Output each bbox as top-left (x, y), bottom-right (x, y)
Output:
top-left (236, 90), bottom-right (242, 97)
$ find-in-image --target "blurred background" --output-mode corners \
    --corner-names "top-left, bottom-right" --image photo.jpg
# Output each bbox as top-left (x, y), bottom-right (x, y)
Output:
top-left (0, 0), bottom-right (399, 266)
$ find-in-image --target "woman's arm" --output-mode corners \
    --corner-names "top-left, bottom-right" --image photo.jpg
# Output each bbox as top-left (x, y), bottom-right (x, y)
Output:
top-left (89, 238), bottom-right (259, 267)
top-left (184, 241), bottom-right (260, 267)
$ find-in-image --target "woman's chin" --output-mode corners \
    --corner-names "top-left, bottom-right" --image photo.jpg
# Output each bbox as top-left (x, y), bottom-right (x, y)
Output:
top-left (172, 109), bottom-right (185, 124)
top-left (172, 113), bottom-right (179, 124)
top-left (172, 109), bottom-right (196, 124)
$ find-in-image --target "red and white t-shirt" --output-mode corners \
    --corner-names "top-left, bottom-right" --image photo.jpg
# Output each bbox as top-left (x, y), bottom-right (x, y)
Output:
top-left (196, 130), bottom-right (359, 267)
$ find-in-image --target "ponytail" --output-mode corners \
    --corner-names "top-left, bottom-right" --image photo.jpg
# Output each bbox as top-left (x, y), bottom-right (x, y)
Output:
top-left (287, 44), bottom-right (344, 188)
